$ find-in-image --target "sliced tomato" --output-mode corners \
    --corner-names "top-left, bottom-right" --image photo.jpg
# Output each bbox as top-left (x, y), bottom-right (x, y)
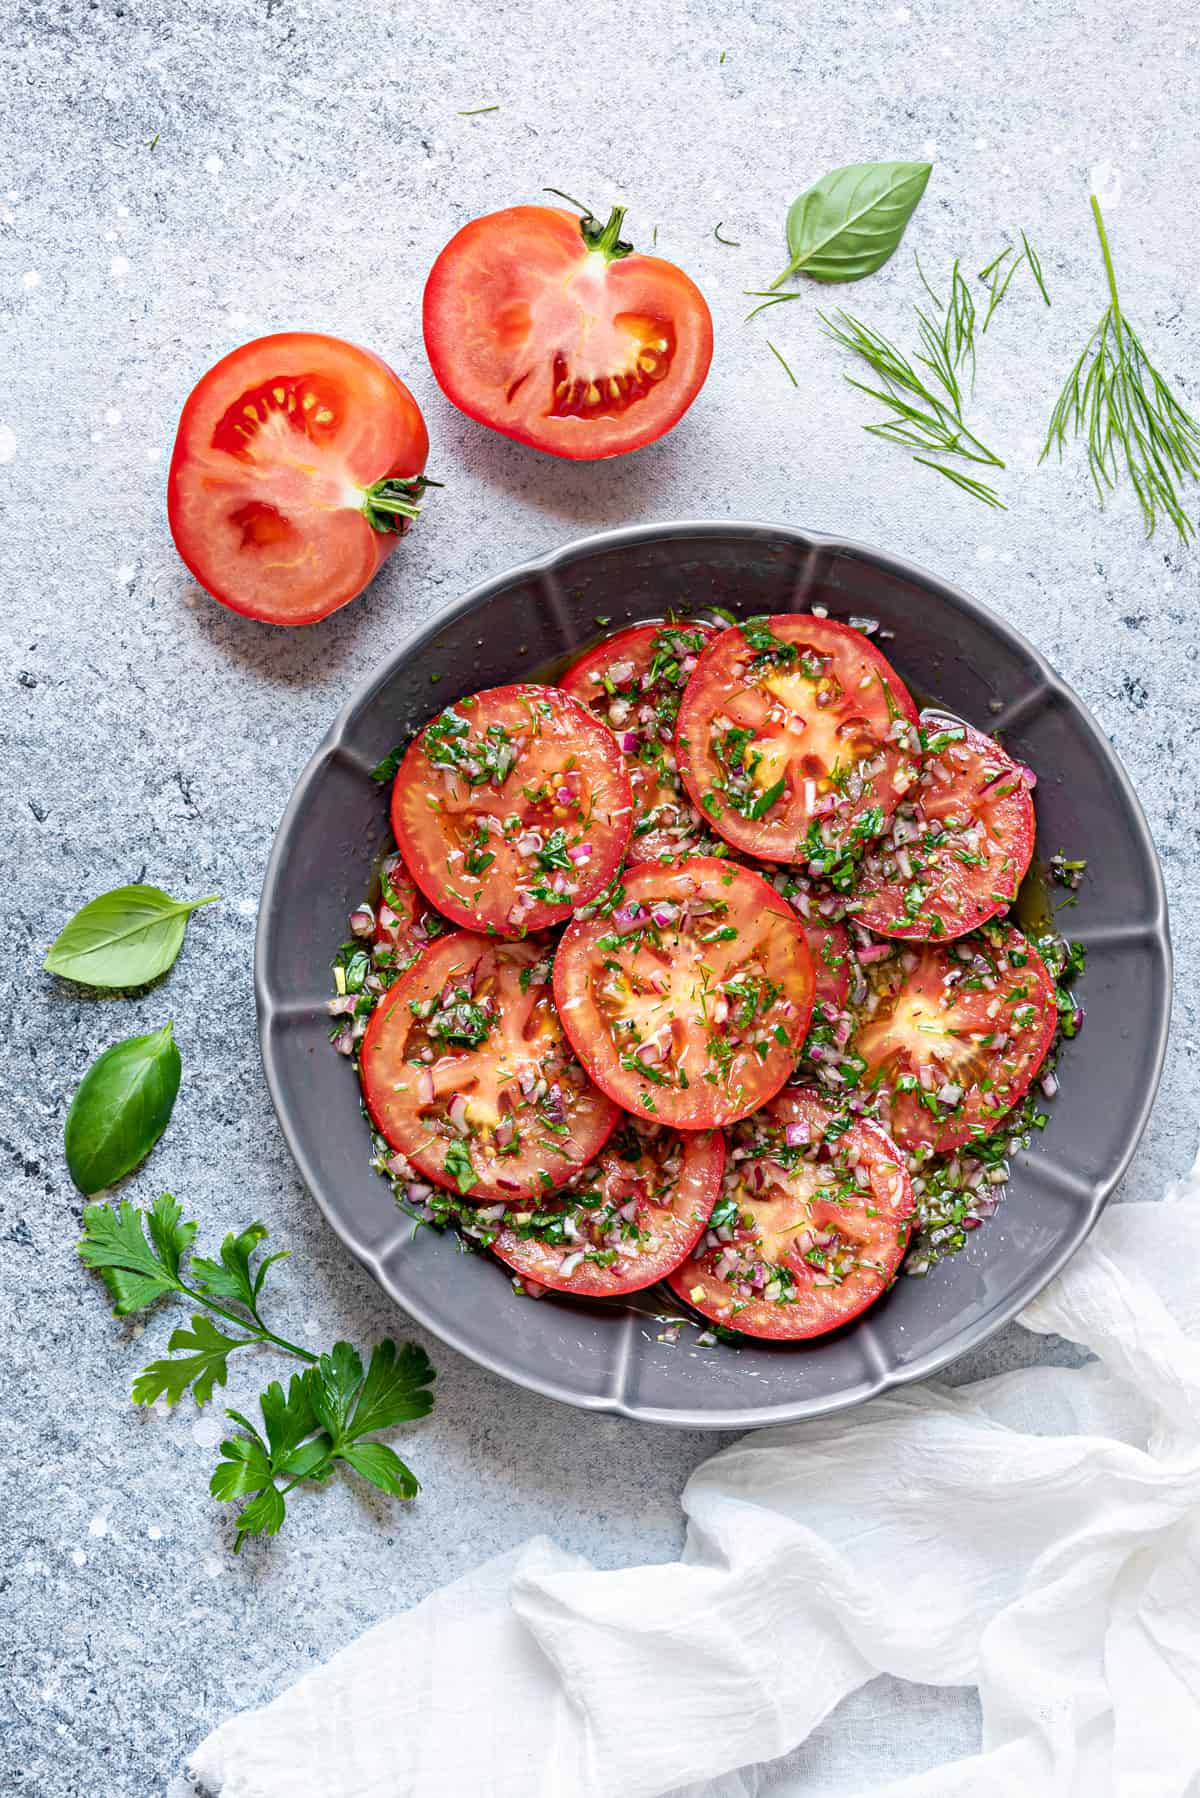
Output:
top-left (370, 850), bottom-right (450, 974)
top-left (675, 615), bottom-right (921, 863)
top-left (167, 333), bottom-right (430, 626)
top-left (560, 620), bottom-right (725, 863)
top-left (360, 932), bottom-right (618, 1202)
top-left (854, 711), bottom-right (1037, 941)
top-left (553, 858), bottom-right (815, 1129)
top-left (391, 685), bottom-right (632, 937)
top-left (853, 924), bottom-right (1057, 1156)
top-left (803, 920), bottom-right (852, 1011)
top-left (490, 1119), bottom-right (725, 1298)
top-left (422, 204), bottom-right (713, 460)
top-left (666, 1088), bottom-right (914, 1340)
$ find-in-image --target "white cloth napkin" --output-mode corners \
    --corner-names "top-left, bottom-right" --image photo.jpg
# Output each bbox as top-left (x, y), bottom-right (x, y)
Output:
top-left (178, 1152), bottom-right (1200, 1798)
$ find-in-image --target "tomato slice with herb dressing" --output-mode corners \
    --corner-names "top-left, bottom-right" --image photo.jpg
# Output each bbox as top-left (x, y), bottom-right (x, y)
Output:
top-left (853, 924), bottom-right (1057, 1157)
top-left (369, 850), bottom-right (448, 974)
top-left (554, 858), bottom-right (815, 1128)
top-left (676, 615), bottom-right (921, 863)
top-left (854, 711), bottom-right (1037, 941)
top-left (666, 1088), bottom-right (914, 1340)
top-left (391, 685), bottom-right (632, 937)
top-left (560, 620), bottom-right (724, 863)
top-left (167, 332), bottom-right (431, 626)
top-left (488, 1119), bottom-right (725, 1298)
top-left (360, 933), bottom-right (618, 1203)
top-left (423, 204), bottom-right (713, 460)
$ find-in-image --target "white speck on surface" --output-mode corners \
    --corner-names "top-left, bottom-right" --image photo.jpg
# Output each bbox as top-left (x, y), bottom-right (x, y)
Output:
top-left (922, 139), bottom-right (938, 156)
top-left (204, 154), bottom-right (224, 174)
top-left (116, 564), bottom-right (136, 584)
top-left (191, 1415), bottom-right (224, 1450)
top-left (87, 1515), bottom-right (108, 1538)
top-left (104, 228), bottom-right (117, 242)
top-left (893, 5), bottom-right (910, 19)
top-left (236, 896), bottom-right (257, 916)
top-left (21, 270), bottom-right (40, 290)
top-left (70, 1548), bottom-right (87, 1568)
top-left (109, 255), bottom-right (130, 276)
top-left (1090, 160), bottom-right (1122, 206)
top-left (974, 137), bottom-right (988, 150)
top-left (6, 188), bottom-right (17, 200)
top-left (147, 1525), bottom-right (163, 1541)
top-left (105, 407), bottom-right (122, 426)
top-left (227, 309), bottom-right (249, 326)
top-left (203, 1554), bottom-right (223, 1581)
top-left (302, 1316), bottom-right (321, 1338)
top-left (976, 544), bottom-right (997, 563)
top-left (146, 445), bottom-right (160, 462)
top-left (116, 203), bottom-right (129, 217)
top-left (89, 430), bottom-right (102, 443)
top-left (0, 423), bottom-right (16, 464)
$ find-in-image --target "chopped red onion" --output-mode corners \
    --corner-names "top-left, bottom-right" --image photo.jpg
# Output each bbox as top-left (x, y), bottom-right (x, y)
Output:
top-left (349, 904), bottom-right (374, 938)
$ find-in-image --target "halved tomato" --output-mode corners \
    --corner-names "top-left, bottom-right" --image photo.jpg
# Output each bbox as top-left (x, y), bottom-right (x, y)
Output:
top-left (391, 685), bottom-right (632, 937)
top-left (854, 711), bottom-right (1036, 941)
top-left (360, 932), bottom-right (618, 1202)
top-left (368, 849), bottom-right (449, 975)
top-left (853, 924), bottom-right (1057, 1156)
top-left (167, 333), bottom-right (431, 626)
top-left (560, 620), bottom-right (723, 863)
top-left (553, 857), bottom-right (815, 1128)
top-left (490, 1119), bottom-right (725, 1298)
top-left (675, 615), bottom-right (921, 862)
top-left (666, 1088), bottom-right (914, 1339)
top-left (422, 203), bottom-right (713, 459)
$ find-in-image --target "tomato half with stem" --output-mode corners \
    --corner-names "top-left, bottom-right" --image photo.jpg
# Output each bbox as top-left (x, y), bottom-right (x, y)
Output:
top-left (168, 333), bottom-right (433, 626)
top-left (554, 857), bottom-right (815, 1129)
top-left (676, 615), bottom-right (921, 863)
top-left (391, 685), bottom-right (632, 937)
top-left (360, 932), bottom-right (618, 1203)
top-left (853, 923), bottom-right (1057, 1157)
top-left (854, 711), bottom-right (1037, 941)
top-left (422, 203), bottom-right (713, 459)
top-left (560, 620), bottom-right (724, 863)
top-left (666, 1088), bottom-right (914, 1340)
top-left (489, 1119), bottom-right (725, 1298)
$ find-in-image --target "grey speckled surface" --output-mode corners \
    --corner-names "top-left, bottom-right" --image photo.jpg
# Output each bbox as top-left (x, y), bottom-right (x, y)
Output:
top-left (1, 1), bottom-right (1198, 1792)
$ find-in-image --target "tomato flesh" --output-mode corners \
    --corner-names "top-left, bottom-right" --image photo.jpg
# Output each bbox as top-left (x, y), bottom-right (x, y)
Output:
top-left (167, 332), bottom-right (428, 626)
top-left (854, 711), bottom-right (1037, 941)
top-left (560, 621), bottom-right (724, 863)
top-left (422, 206), bottom-right (713, 460)
top-left (360, 932), bottom-right (618, 1202)
top-left (803, 920), bottom-right (852, 1011)
top-left (676, 616), bottom-right (921, 863)
top-left (372, 850), bottom-right (450, 974)
top-left (490, 1120), bottom-right (725, 1298)
top-left (853, 924), bottom-right (1057, 1156)
top-left (553, 857), bottom-right (815, 1129)
top-left (391, 685), bottom-right (632, 937)
top-left (666, 1088), bottom-right (914, 1339)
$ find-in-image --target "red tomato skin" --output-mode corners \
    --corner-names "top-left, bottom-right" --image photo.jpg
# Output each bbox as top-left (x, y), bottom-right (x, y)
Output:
top-left (422, 206), bottom-right (713, 461)
top-left (803, 920), bottom-right (852, 1011)
top-left (854, 714), bottom-right (1037, 942)
top-left (167, 332), bottom-right (428, 627)
top-left (390, 684), bottom-right (633, 939)
top-left (675, 616), bottom-right (921, 863)
top-left (666, 1088), bottom-right (914, 1341)
top-left (490, 1127), bottom-right (726, 1299)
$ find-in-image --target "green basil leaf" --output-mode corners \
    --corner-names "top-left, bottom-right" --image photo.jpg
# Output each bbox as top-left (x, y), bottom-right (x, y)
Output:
top-left (64, 1022), bottom-right (182, 1194)
top-left (772, 161), bottom-right (932, 286)
top-left (44, 884), bottom-right (218, 989)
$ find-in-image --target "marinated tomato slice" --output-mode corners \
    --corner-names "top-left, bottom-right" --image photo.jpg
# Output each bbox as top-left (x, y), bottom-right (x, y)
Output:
top-left (489, 1119), bottom-right (725, 1298)
top-left (560, 620), bottom-right (724, 863)
top-left (853, 924), bottom-right (1057, 1157)
top-left (372, 850), bottom-right (449, 973)
top-left (854, 711), bottom-right (1036, 941)
top-left (666, 1088), bottom-right (914, 1340)
top-left (676, 615), bottom-right (921, 863)
top-left (553, 858), bottom-right (815, 1129)
top-left (391, 685), bottom-right (632, 937)
top-left (360, 933), bottom-right (618, 1202)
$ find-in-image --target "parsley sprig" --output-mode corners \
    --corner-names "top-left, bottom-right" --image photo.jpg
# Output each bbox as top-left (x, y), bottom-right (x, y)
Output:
top-left (78, 1194), bottom-right (435, 1549)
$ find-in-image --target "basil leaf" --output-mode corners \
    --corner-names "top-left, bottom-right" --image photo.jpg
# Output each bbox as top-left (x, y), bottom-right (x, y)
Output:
top-left (772, 161), bottom-right (932, 286)
top-left (44, 884), bottom-right (218, 989)
top-left (64, 1022), bottom-right (182, 1194)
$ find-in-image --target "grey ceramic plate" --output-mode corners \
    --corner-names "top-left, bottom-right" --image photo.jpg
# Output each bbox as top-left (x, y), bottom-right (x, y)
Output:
top-left (256, 521), bottom-right (1171, 1428)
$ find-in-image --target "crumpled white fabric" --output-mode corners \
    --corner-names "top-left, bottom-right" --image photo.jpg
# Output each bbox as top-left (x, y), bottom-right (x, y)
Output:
top-left (178, 1152), bottom-right (1200, 1798)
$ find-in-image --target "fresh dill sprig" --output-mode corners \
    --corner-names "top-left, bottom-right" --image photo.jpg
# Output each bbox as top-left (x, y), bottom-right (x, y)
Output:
top-left (1041, 196), bottom-right (1200, 541)
top-left (766, 339), bottom-right (798, 386)
top-left (977, 233), bottom-right (1051, 331)
top-left (820, 257), bottom-right (1005, 506)
top-left (714, 222), bottom-right (740, 246)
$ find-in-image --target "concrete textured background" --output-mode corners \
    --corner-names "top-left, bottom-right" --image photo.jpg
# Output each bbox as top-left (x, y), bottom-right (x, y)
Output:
top-left (1, 0), bottom-right (1198, 1791)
